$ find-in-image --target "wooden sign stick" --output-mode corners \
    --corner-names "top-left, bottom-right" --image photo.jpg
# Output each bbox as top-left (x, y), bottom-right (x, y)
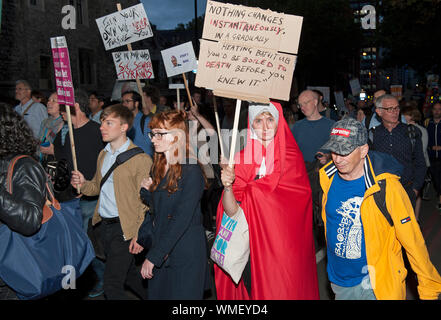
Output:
top-left (212, 94), bottom-right (225, 158)
top-left (65, 104), bottom-right (80, 193)
top-left (229, 99), bottom-right (241, 168)
top-left (182, 73), bottom-right (194, 110)
top-left (116, 3), bottom-right (147, 112)
top-left (176, 88), bottom-right (181, 110)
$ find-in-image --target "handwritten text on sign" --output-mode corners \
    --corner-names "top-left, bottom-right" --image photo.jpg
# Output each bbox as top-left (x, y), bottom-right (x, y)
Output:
top-left (51, 36), bottom-right (75, 106)
top-left (197, 1), bottom-right (302, 102)
top-left (202, 0), bottom-right (303, 54)
top-left (112, 49), bottom-right (154, 80)
top-left (196, 39), bottom-right (296, 101)
top-left (96, 3), bottom-right (153, 51)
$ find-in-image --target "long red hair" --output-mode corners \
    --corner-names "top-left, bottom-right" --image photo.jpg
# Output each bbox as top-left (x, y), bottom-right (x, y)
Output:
top-left (149, 110), bottom-right (205, 194)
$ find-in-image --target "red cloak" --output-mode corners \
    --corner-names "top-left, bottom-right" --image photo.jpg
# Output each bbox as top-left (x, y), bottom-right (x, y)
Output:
top-left (214, 102), bottom-right (319, 300)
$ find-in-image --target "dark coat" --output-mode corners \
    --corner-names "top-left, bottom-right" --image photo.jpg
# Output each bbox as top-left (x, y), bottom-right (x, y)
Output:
top-left (140, 163), bottom-right (208, 300)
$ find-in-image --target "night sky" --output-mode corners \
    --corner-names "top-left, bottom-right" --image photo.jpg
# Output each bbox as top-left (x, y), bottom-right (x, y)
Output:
top-left (140, 0), bottom-right (208, 30)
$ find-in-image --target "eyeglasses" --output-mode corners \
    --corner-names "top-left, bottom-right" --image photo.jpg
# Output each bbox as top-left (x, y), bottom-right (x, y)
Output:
top-left (148, 131), bottom-right (170, 140)
top-left (297, 99), bottom-right (313, 108)
top-left (121, 99), bottom-right (134, 104)
top-left (379, 106), bottom-right (400, 113)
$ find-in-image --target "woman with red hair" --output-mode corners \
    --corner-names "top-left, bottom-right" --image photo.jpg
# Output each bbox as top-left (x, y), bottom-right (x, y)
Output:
top-left (139, 110), bottom-right (208, 299)
top-left (216, 101), bottom-right (319, 300)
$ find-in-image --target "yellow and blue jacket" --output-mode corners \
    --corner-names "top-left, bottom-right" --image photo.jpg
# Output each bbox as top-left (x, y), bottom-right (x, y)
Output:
top-left (320, 151), bottom-right (441, 300)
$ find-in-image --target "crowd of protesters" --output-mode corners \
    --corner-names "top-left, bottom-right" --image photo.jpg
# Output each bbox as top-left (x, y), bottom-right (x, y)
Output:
top-left (1, 78), bottom-right (441, 300)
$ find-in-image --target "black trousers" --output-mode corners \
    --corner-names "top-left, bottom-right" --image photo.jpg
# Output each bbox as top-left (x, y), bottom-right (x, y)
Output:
top-left (402, 183), bottom-right (417, 210)
top-left (430, 159), bottom-right (441, 197)
top-left (98, 220), bottom-right (148, 300)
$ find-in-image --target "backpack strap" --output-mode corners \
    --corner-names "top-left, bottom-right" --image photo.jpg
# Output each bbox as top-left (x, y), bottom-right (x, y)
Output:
top-left (100, 147), bottom-right (144, 189)
top-left (373, 179), bottom-right (394, 227)
top-left (407, 124), bottom-right (417, 154)
top-left (21, 101), bottom-right (35, 116)
top-left (140, 114), bottom-right (148, 136)
top-left (368, 126), bottom-right (376, 148)
top-left (364, 114), bottom-right (372, 131)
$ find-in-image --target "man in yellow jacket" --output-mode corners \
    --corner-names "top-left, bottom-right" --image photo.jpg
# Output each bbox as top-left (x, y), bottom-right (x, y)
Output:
top-left (319, 117), bottom-right (441, 300)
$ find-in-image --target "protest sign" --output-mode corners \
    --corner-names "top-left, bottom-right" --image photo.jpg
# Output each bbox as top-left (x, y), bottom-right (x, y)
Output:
top-left (196, 0), bottom-right (303, 102)
top-left (50, 36), bottom-right (79, 192)
top-left (96, 3), bottom-right (153, 50)
top-left (334, 91), bottom-right (347, 113)
top-left (112, 49), bottom-right (154, 80)
top-left (307, 86), bottom-right (330, 104)
top-left (349, 78), bottom-right (361, 96)
top-left (390, 84), bottom-right (403, 99)
top-left (161, 41), bottom-right (198, 78)
top-left (51, 36), bottom-right (75, 106)
top-left (169, 83), bottom-right (185, 89)
top-left (111, 80), bottom-right (144, 102)
top-left (201, 0), bottom-right (302, 53)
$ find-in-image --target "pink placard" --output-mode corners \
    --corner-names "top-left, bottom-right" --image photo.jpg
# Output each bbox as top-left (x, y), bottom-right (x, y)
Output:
top-left (51, 37), bottom-right (75, 106)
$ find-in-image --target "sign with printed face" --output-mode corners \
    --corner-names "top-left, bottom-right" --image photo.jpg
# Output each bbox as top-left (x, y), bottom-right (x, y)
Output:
top-left (51, 36), bottom-right (75, 106)
top-left (112, 49), bottom-right (154, 80)
top-left (161, 42), bottom-right (198, 78)
top-left (195, 0), bottom-right (303, 102)
top-left (96, 3), bottom-right (153, 50)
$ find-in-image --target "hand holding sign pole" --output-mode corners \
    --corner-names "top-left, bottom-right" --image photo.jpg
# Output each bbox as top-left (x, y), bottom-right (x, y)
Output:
top-left (182, 72), bottom-right (195, 112)
top-left (229, 99), bottom-right (241, 168)
top-left (51, 36), bottom-right (80, 193)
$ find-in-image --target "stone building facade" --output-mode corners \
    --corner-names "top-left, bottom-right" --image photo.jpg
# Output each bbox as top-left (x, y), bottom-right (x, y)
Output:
top-left (0, 0), bottom-right (195, 103)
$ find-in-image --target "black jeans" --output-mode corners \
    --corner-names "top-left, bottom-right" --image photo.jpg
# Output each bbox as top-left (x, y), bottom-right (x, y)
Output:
top-left (402, 183), bottom-right (417, 210)
top-left (98, 219), bottom-right (148, 300)
top-left (430, 159), bottom-right (441, 197)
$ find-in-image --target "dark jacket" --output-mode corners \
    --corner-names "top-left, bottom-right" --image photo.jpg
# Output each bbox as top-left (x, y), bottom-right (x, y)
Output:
top-left (370, 123), bottom-right (427, 191)
top-left (0, 156), bottom-right (45, 236)
top-left (140, 163), bottom-right (208, 299)
top-left (426, 118), bottom-right (441, 160)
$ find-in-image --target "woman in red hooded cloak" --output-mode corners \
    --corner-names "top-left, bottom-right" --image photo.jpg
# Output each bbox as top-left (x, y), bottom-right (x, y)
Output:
top-left (214, 101), bottom-right (319, 300)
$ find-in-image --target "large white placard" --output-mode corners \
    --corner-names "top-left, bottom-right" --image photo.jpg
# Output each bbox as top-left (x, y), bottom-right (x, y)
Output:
top-left (161, 41), bottom-right (198, 78)
top-left (112, 49), bottom-right (154, 80)
top-left (96, 3), bottom-right (153, 50)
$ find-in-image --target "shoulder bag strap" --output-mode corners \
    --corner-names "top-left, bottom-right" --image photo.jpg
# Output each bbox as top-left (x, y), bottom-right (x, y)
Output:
top-left (21, 101), bottom-right (35, 116)
top-left (7, 155), bottom-right (57, 224)
top-left (100, 147), bottom-right (144, 190)
top-left (140, 114), bottom-right (148, 135)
